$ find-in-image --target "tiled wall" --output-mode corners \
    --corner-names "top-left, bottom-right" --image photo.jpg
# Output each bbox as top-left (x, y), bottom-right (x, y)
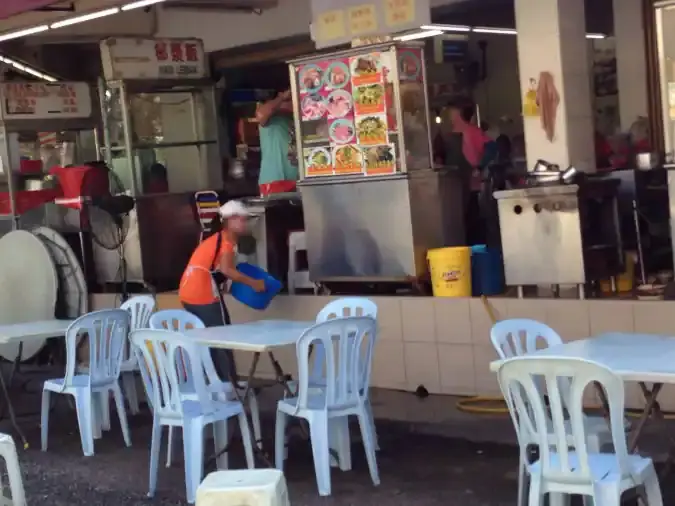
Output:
top-left (91, 293), bottom-right (675, 410)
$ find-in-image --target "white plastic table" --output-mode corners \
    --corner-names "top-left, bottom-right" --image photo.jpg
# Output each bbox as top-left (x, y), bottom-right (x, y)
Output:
top-left (0, 319), bottom-right (74, 345)
top-left (186, 320), bottom-right (315, 466)
top-left (186, 320), bottom-right (314, 353)
top-left (490, 332), bottom-right (675, 454)
top-left (0, 319), bottom-right (74, 447)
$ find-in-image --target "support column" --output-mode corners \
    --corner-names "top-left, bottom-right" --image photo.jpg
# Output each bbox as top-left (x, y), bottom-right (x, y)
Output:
top-left (515, 0), bottom-right (595, 171)
top-left (613, 0), bottom-right (649, 130)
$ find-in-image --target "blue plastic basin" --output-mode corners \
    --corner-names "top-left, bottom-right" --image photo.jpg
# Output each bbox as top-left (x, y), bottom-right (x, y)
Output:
top-left (231, 262), bottom-right (283, 310)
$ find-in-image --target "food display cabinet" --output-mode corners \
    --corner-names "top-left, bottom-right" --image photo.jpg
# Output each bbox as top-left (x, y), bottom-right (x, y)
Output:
top-left (289, 42), bottom-right (465, 282)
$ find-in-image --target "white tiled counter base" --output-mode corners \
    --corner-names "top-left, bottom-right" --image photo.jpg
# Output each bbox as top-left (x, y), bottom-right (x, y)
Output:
top-left (92, 294), bottom-right (675, 411)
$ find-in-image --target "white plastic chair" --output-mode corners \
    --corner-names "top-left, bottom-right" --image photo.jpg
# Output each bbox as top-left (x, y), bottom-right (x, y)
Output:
top-left (119, 295), bottom-right (155, 416)
top-left (41, 309), bottom-right (132, 457)
top-left (196, 469), bottom-right (290, 506)
top-left (0, 433), bottom-right (26, 506)
top-left (287, 231), bottom-right (315, 294)
top-left (491, 319), bottom-right (612, 506)
top-left (275, 316), bottom-right (380, 496)
top-left (286, 297), bottom-right (380, 466)
top-left (497, 356), bottom-right (663, 506)
top-left (148, 309), bottom-right (262, 469)
top-left (131, 328), bottom-right (255, 504)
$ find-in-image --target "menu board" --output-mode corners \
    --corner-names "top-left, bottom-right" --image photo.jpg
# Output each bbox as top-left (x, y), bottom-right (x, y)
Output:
top-left (297, 49), bottom-right (410, 177)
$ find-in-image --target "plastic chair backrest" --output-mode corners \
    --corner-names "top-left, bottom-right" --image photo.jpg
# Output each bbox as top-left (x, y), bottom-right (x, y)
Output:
top-left (313, 298), bottom-right (377, 384)
top-left (491, 319), bottom-right (563, 359)
top-left (149, 310), bottom-right (219, 386)
top-left (131, 328), bottom-right (215, 419)
top-left (122, 295), bottom-right (156, 330)
top-left (296, 316), bottom-right (377, 411)
top-left (64, 309), bottom-right (130, 389)
top-left (195, 191), bottom-right (220, 231)
top-left (497, 356), bottom-right (629, 486)
top-left (120, 295), bottom-right (156, 366)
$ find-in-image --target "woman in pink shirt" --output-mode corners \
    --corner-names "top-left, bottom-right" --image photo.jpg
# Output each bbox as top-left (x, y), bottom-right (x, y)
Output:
top-left (448, 97), bottom-right (490, 244)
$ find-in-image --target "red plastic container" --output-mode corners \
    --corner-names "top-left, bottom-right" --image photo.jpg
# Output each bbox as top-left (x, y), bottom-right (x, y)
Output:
top-left (19, 159), bottom-right (43, 174)
top-left (50, 165), bottom-right (110, 209)
top-left (0, 189), bottom-right (62, 215)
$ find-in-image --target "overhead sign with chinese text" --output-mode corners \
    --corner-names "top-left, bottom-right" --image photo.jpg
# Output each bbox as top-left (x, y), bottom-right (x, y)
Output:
top-left (311, 0), bottom-right (430, 49)
top-left (0, 82), bottom-right (92, 120)
top-left (100, 38), bottom-right (208, 81)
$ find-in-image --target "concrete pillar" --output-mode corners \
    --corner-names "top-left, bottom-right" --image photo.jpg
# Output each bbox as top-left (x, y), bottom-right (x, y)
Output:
top-left (514, 0), bottom-right (595, 171)
top-left (613, 0), bottom-right (649, 130)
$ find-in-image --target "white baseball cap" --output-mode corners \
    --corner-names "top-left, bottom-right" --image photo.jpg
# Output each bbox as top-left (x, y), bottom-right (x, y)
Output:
top-left (218, 200), bottom-right (251, 218)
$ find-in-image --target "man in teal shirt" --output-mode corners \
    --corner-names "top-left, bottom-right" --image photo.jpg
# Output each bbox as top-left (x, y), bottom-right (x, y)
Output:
top-left (255, 90), bottom-right (299, 195)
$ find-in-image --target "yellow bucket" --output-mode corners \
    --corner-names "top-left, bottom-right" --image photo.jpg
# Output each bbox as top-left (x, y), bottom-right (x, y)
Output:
top-left (600, 251), bottom-right (635, 294)
top-left (427, 247), bottom-right (472, 297)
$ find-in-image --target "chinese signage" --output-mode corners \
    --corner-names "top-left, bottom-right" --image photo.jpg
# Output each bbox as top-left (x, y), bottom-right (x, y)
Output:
top-left (0, 0), bottom-right (58, 20)
top-left (0, 82), bottom-right (91, 120)
top-left (296, 47), bottom-right (423, 177)
top-left (100, 38), bottom-right (207, 81)
top-left (311, 0), bottom-right (430, 49)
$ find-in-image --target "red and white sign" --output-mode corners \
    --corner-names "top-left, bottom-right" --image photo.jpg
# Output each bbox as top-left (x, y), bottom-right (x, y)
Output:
top-left (0, 82), bottom-right (92, 120)
top-left (0, 0), bottom-right (58, 20)
top-left (100, 37), bottom-right (208, 81)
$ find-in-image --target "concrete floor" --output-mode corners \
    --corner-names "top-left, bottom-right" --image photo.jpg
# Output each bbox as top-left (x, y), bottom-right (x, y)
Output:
top-left (1, 371), bottom-right (674, 505)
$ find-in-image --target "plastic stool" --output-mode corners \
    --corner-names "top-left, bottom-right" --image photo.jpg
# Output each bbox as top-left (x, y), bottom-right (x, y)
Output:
top-left (288, 231), bottom-right (316, 294)
top-left (197, 470), bottom-right (290, 506)
top-left (0, 434), bottom-right (26, 506)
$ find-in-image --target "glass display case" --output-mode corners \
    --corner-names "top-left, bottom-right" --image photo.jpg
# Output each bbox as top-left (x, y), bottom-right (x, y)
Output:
top-left (288, 42), bottom-right (432, 179)
top-left (290, 42), bottom-right (465, 284)
top-left (100, 79), bottom-right (222, 196)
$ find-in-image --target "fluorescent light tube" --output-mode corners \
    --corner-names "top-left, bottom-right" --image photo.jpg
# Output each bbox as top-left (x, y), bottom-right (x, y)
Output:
top-left (122, 0), bottom-right (165, 11)
top-left (473, 27), bottom-right (517, 35)
top-left (0, 25), bottom-right (49, 42)
top-left (395, 30), bottom-right (443, 41)
top-left (50, 8), bottom-right (120, 29)
top-left (421, 24), bottom-right (471, 32)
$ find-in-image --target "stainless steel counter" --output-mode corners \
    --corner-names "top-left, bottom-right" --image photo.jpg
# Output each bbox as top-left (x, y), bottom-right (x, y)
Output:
top-left (299, 168), bottom-right (465, 282)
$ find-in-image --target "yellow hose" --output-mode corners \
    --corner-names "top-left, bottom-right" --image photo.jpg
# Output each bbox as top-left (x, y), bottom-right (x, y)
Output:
top-left (456, 296), bottom-right (675, 419)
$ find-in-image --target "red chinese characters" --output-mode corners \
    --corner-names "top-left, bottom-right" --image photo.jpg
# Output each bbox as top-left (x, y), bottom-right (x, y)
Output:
top-left (155, 41), bottom-right (168, 61)
top-left (171, 42), bottom-right (184, 62)
top-left (185, 43), bottom-right (199, 62)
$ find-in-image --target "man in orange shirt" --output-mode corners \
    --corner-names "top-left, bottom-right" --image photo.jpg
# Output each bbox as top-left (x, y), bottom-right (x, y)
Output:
top-left (179, 200), bottom-right (265, 378)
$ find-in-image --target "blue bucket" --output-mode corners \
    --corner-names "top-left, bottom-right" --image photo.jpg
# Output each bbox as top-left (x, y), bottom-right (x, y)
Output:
top-left (471, 245), bottom-right (504, 296)
top-left (231, 263), bottom-right (283, 310)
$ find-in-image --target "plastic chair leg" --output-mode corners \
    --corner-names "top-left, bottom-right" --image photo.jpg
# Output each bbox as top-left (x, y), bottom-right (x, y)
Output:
top-left (238, 412), bottom-right (255, 469)
top-left (147, 419), bottom-right (162, 498)
top-left (122, 372), bottom-right (140, 415)
top-left (73, 390), bottom-right (95, 457)
top-left (274, 410), bottom-right (288, 470)
top-left (166, 426), bottom-right (174, 468)
top-left (112, 383), bottom-right (131, 447)
top-left (2, 438), bottom-right (26, 506)
top-left (183, 420), bottom-right (205, 504)
top-left (212, 419), bottom-right (229, 470)
top-left (308, 413), bottom-right (332, 496)
top-left (248, 390), bottom-right (263, 450)
top-left (98, 391), bottom-right (111, 432)
top-left (40, 389), bottom-right (50, 452)
top-left (364, 399), bottom-right (380, 451)
top-left (357, 409), bottom-right (380, 486)
top-left (517, 455), bottom-right (527, 506)
top-left (643, 464), bottom-right (664, 506)
top-left (91, 394), bottom-right (103, 440)
top-left (329, 417), bottom-right (352, 471)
